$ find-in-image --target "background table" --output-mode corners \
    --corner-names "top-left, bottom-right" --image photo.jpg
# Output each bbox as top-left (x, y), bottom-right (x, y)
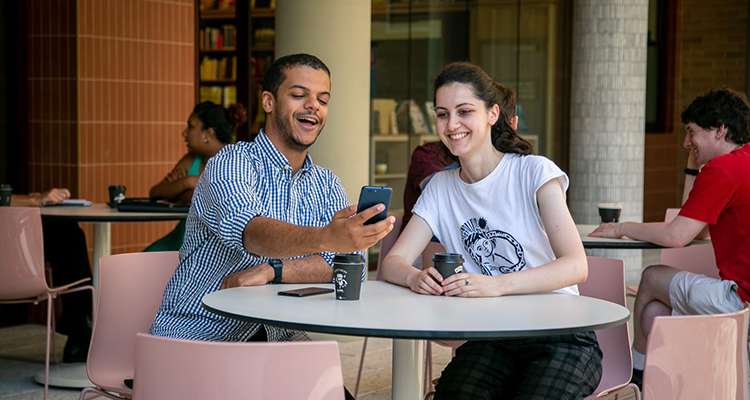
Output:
top-left (578, 224), bottom-right (709, 249)
top-left (38, 203), bottom-right (186, 388)
top-left (41, 203), bottom-right (187, 290)
top-left (203, 281), bottom-right (630, 400)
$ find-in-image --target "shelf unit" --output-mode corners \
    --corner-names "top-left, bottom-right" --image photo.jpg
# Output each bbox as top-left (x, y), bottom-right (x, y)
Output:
top-left (195, 1), bottom-right (274, 141)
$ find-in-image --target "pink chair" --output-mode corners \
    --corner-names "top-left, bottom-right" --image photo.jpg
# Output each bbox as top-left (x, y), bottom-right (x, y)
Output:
top-left (355, 212), bottom-right (403, 397)
top-left (641, 304), bottom-right (749, 400)
top-left (0, 207), bottom-right (94, 400)
top-left (579, 256), bottom-right (639, 399)
top-left (79, 251), bottom-right (179, 400)
top-left (132, 333), bottom-right (345, 400)
top-left (627, 208), bottom-right (717, 295)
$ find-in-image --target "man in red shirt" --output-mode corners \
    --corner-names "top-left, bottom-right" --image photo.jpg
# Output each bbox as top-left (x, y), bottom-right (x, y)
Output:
top-left (591, 87), bottom-right (750, 386)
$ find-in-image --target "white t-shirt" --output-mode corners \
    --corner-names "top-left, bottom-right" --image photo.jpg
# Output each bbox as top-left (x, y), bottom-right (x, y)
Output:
top-left (413, 153), bottom-right (578, 295)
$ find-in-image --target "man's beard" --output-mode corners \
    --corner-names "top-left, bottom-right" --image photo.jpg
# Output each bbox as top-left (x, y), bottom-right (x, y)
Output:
top-left (274, 109), bottom-right (322, 152)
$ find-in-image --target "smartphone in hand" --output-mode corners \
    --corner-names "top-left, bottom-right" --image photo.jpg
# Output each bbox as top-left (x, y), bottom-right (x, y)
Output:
top-left (356, 186), bottom-right (392, 225)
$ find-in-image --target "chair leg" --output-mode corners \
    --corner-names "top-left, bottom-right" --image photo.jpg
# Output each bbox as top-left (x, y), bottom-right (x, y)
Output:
top-left (50, 296), bottom-right (59, 365)
top-left (354, 337), bottom-right (369, 398)
top-left (44, 294), bottom-right (52, 400)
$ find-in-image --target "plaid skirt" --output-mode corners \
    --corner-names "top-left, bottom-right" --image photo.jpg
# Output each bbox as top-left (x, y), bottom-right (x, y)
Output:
top-left (434, 331), bottom-right (602, 400)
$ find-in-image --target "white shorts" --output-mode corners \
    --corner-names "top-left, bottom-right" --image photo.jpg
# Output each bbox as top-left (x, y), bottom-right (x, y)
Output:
top-left (669, 271), bottom-right (744, 316)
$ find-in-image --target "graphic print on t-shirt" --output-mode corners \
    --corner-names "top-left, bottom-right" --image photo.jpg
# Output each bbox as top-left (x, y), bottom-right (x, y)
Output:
top-left (460, 217), bottom-right (526, 275)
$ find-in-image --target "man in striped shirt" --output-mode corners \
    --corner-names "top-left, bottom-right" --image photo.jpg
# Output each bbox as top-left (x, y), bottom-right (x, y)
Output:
top-left (150, 54), bottom-right (395, 344)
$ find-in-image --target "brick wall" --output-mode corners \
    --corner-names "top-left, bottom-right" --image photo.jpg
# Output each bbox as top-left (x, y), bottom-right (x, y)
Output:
top-left (77, 0), bottom-right (195, 254)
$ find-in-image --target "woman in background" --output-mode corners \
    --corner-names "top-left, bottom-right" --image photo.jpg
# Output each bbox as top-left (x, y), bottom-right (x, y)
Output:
top-left (145, 101), bottom-right (247, 252)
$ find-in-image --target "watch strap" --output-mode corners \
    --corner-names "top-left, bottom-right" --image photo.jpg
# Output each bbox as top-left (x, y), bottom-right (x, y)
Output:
top-left (270, 259), bottom-right (283, 284)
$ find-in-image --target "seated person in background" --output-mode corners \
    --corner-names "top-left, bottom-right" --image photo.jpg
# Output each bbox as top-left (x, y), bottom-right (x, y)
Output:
top-left (144, 102), bottom-right (247, 252)
top-left (381, 62), bottom-right (601, 400)
top-left (402, 84), bottom-right (520, 231)
top-left (12, 188), bottom-right (93, 362)
top-left (591, 87), bottom-right (750, 387)
top-left (150, 54), bottom-right (394, 343)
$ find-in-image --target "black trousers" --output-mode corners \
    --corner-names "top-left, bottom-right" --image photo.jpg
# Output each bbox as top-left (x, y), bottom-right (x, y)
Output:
top-left (42, 219), bottom-right (93, 341)
top-left (434, 332), bottom-right (603, 400)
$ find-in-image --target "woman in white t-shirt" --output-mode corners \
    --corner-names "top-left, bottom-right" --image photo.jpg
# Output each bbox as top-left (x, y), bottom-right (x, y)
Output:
top-left (381, 62), bottom-right (602, 400)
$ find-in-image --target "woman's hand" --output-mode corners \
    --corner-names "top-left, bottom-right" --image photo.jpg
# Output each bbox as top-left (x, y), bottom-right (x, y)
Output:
top-left (406, 267), bottom-right (444, 296)
top-left (38, 188), bottom-right (71, 205)
top-left (442, 273), bottom-right (503, 297)
top-left (164, 168), bottom-right (187, 183)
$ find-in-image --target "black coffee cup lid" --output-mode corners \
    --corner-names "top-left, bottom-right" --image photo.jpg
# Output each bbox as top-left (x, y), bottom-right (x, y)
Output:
top-left (433, 253), bottom-right (463, 262)
top-left (334, 253), bottom-right (364, 263)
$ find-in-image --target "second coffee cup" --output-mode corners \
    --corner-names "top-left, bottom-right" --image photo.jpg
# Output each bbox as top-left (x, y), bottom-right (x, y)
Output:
top-left (108, 185), bottom-right (126, 208)
top-left (433, 253), bottom-right (464, 279)
top-left (597, 203), bottom-right (622, 223)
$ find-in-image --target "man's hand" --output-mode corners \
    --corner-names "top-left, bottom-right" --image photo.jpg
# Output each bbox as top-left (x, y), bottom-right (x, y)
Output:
top-left (321, 205), bottom-right (395, 253)
top-left (38, 188), bottom-right (71, 205)
top-left (220, 263), bottom-right (274, 289)
top-left (589, 222), bottom-right (623, 238)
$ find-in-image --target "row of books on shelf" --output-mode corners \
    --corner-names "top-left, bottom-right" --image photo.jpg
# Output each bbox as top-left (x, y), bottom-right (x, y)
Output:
top-left (200, 56), bottom-right (237, 81)
top-left (251, 54), bottom-right (274, 80)
top-left (200, 25), bottom-right (237, 51)
top-left (200, 0), bottom-right (234, 12)
top-left (200, 86), bottom-right (237, 108)
top-left (371, 99), bottom-right (437, 136)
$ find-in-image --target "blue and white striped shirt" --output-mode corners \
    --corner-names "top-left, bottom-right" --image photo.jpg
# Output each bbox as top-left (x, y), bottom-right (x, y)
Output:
top-left (150, 131), bottom-right (363, 342)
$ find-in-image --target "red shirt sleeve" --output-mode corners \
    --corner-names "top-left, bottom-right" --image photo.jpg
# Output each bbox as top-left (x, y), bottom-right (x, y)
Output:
top-left (679, 163), bottom-right (735, 225)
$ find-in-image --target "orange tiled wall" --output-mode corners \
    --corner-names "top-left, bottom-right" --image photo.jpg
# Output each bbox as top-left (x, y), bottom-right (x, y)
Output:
top-left (77, 0), bottom-right (195, 254)
top-left (27, 0), bottom-right (78, 195)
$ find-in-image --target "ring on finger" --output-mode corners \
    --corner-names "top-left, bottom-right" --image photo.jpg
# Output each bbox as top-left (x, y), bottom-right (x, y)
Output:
top-left (464, 279), bottom-right (469, 286)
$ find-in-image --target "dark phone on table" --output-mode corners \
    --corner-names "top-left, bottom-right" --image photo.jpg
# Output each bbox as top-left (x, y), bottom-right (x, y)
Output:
top-left (277, 287), bottom-right (334, 297)
top-left (357, 186), bottom-right (392, 225)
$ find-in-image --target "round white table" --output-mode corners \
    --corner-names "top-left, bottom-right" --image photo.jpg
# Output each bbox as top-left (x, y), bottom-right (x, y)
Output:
top-left (37, 203), bottom-right (187, 388)
top-left (202, 281), bottom-right (630, 400)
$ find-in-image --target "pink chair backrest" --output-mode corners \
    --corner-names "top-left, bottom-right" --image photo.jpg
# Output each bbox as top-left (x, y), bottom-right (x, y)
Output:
top-left (642, 304), bottom-right (749, 400)
top-left (421, 242), bottom-right (447, 270)
top-left (86, 251), bottom-right (179, 393)
top-left (0, 207), bottom-right (50, 299)
top-left (376, 212), bottom-right (403, 281)
top-left (578, 256), bottom-right (632, 396)
top-left (660, 208), bottom-right (718, 279)
top-left (133, 333), bottom-right (345, 400)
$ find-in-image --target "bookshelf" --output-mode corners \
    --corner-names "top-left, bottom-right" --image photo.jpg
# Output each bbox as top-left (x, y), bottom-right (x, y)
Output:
top-left (196, 0), bottom-right (274, 141)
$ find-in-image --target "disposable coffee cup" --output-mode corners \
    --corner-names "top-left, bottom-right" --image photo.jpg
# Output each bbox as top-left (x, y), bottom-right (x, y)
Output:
top-left (598, 203), bottom-right (622, 223)
top-left (333, 253), bottom-right (364, 301)
top-left (433, 253), bottom-right (464, 279)
top-left (108, 185), bottom-right (126, 208)
top-left (0, 184), bottom-right (12, 206)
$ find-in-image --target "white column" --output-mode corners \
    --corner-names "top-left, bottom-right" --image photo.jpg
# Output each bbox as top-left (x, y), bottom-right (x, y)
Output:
top-left (569, 0), bottom-right (649, 283)
top-left (275, 0), bottom-right (371, 205)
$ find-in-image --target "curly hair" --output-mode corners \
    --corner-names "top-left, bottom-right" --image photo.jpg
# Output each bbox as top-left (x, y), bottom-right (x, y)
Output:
top-left (192, 101), bottom-right (248, 144)
top-left (433, 62), bottom-right (533, 163)
top-left (680, 87), bottom-right (750, 145)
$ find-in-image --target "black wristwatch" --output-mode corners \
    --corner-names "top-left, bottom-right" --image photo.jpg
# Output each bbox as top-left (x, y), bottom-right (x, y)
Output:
top-left (269, 259), bottom-right (283, 284)
top-left (684, 168), bottom-right (699, 176)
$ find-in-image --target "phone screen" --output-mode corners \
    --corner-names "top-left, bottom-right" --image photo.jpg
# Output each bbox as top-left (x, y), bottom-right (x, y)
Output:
top-left (357, 186), bottom-right (393, 225)
top-left (277, 287), bottom-right (334, 297)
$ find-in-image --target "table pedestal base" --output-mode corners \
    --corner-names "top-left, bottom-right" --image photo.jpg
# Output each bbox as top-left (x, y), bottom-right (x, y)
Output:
top-left (34, 363), bottom-right (92, 388)
top-left (392, 339), bottom-right (426, 400)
